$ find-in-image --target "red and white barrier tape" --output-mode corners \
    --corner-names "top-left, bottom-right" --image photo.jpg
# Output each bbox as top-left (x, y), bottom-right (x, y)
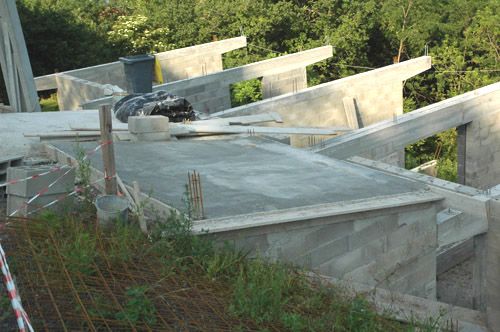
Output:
top-left (25, 177), bottom-right (109, 216)
top-left (0, 175), bottom-right (111, 332)
top-left (0, 244), bottom-right (34, 332)
top-left (0, 141), bottom-right (112, 188)
top-left (9, 167), bottom-right (75, 217)
top-left (8, 141), bottom-right (113, 217)
top-left (0, 165), bottom-right (70, 188)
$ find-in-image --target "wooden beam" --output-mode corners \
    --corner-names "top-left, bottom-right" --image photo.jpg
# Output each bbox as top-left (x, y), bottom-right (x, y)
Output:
top-left (99, 104), bottom-right (117, 195)
top-left (0, 0), bottom-right (40, 112)
top-left (171, 123), bottom-right (352, 136)
top-left (342, 96), bottom-right (360, 129)
top-left (195, 112), bottom-right (283, 126)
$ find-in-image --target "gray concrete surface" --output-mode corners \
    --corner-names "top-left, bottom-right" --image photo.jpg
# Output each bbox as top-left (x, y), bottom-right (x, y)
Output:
top-left (0, 109), bottom-right (126, 156)
top-left (50, 137), bottom-right (427, 219)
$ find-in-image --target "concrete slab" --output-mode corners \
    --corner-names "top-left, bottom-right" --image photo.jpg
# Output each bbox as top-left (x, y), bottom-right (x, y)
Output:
top-left (50, 137), bottom-right (426, 219)
top-left (0, 110), bottom-right (127, 156)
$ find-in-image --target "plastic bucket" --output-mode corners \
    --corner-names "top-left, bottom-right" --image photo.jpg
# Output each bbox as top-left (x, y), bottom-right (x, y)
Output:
top-left (119, 54), bottom-right (155, 93)
top-left (95, 195), bottom-right (129, 227)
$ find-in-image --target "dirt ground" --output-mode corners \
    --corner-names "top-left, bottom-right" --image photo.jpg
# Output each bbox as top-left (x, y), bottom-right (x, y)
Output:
top-left (437, 257), bottom-right (473, 309)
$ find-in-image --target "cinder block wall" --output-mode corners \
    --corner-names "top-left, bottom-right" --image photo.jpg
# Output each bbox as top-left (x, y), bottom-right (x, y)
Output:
top-left (213, 200), bottom-right (438, 299)
top-left (69, 62), bottom-right (127, 90)
top-left (459, 112), bottom-right (500, 190)
top-left (158, 53), bottom-right (223, 82)
top-left (167, 81), bottom-right (232, 114)
top-left (215, 58), bottom-right (432, 128)
top-left (486, 198), bottom-right (500, 331)
top-left (56, 75), bottom-right (120, 110)
top-left (262, 68), bottom-right (307, 99)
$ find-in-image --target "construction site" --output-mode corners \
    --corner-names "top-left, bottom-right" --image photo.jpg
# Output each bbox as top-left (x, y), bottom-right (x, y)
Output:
top-left (1, 1), bottom-right (500, 331)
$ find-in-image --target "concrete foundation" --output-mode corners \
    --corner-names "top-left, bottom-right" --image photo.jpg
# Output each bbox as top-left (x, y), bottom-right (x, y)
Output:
top-left (47, 137), bottom-right (428, 219)
top-left (209, 195), bottom-right (439, 299)
top-left (44, 137), bottom-right (444, 299)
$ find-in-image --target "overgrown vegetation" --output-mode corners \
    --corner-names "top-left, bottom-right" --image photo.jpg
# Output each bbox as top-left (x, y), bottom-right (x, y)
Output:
top-left (0, 0), bottom-right (498, 174)
top-left (39, 93), bottom-right (59, 112)
top-left (0, 199), bottom-right (448, 330)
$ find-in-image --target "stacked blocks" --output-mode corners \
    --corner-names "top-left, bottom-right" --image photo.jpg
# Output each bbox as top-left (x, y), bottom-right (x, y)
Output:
top-left (6, 165), bottom-right (75, 216)
top-left (0, 156), bottom-right (23, 198)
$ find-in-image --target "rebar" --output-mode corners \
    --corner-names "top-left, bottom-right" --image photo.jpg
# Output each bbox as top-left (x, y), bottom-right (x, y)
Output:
top-left (0, 217), bottom-right (272, 331)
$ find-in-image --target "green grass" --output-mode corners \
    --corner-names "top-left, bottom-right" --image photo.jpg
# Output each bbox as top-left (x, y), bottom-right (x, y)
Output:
top-left (40, 94), bottom-right (59, 112)
top-left (1, 204), bottom-right (445, 331)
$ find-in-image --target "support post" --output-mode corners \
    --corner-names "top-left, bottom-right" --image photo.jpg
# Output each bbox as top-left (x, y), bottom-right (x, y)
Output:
top-left (0, 0), bottom-right (40, 112)
top-left (99, 104), bottom-right (117, 195)
top-left (456, 124), bottom-right (467, 185)
top-left (472, 233), bottom-right (486, 311)
top-left (131, 181), bottom-right (148, 234)
top-left (486, 199), bottom-right (500, 331)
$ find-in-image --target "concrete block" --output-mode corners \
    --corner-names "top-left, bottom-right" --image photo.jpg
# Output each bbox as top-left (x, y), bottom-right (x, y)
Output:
top-left (377, 249), bottom-right (436, 298)
top-left (262, 67), bottom-right (307, 99)
top-left (387, 216), bottom-right (436, 251)
top-left (377, 233), bottom-right (436, 284)
top-left (397, 206), bottom-right (436, 227)
top-left (349, 214), bottom-right (398, 250)
top-left (304, 220), bottom-right (353, 246)
top-left (265, 227), bottom-right (310, 260)
top-left (7, 165), bottom-right (75, 197)
top-left (304, 236), bottom-right (349, 268)
top-left (319, 237), bottom-right (385, 278)
top-left (343, 261), bottom-right (377, 285)
top-left (233, 233), bottom-right (270, 255)
top-left (128, 115), bottom-right (170, 133)
top-left (130, 131), bottom-right (171, 142)
top-left (7, 193), bottom-right (67, 216)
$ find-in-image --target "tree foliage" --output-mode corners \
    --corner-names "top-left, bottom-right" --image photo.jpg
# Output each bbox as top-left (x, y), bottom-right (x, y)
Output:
top-left (0, 0), bottom-right (497, 181)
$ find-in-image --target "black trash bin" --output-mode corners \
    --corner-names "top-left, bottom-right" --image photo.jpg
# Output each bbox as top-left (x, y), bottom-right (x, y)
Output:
top-left (119, 54), bottom-right (155, 93)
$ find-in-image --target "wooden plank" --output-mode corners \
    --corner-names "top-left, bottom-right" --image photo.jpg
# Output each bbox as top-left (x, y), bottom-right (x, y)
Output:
top-left (436, 238), bottom-right (474, 275)
top-left (472, 234), bottom-right (486, 311)
top-left (342, 96), bottom-right (360, 129)
top-left (70, 127), bottom-right (128, 132)
top-left (24, 131), bottom-right (102, 138)
top-left (131, 181), bottom-right (148, 235)
top-left (99, 104), bottom-right (117, 195)
top-left (197, 112), bottom-right (283, 125)
top-left (0, 0), bottom-right (40, 112)
top-left (172, 123), bottom-right (352, 136)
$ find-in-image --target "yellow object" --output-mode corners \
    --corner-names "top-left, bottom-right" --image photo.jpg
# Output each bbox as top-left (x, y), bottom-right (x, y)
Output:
top-left (154, 56), bottom-right (164, 84)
